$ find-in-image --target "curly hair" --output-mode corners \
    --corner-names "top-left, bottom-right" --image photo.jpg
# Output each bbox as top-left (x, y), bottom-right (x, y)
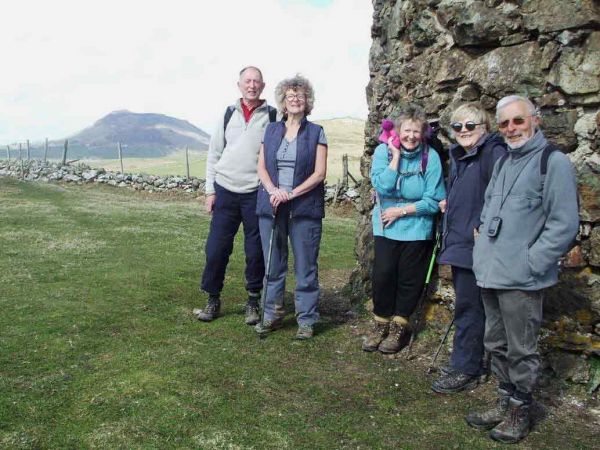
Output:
top-left (274, 74), bottom-right (315, 116)
top-left (450, 102), bottom-right (491, 132)
top-left (393, 103), bottom-right (428, 133)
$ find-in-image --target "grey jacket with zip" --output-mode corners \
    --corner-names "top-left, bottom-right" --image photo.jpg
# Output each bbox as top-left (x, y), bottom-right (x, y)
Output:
top-left (472, 130), bottom-right (579, 290)
top-left (205, 99), bottom-right (275, 195)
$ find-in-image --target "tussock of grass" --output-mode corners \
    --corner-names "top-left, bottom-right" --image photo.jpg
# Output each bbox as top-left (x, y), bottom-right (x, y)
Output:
top-left (0, 178), bottom-right (596, 449)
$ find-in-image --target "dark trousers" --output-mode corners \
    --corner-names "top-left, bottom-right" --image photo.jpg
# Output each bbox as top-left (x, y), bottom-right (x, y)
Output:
top-left (200, 183), bottom-right (265, 295)
top-left (372, 237), bottom-right (432, 318)
top-left (449, 266), bottom-right (485, 376)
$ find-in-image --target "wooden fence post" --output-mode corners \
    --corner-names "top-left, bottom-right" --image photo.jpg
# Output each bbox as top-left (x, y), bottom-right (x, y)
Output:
top-left (6, 145), bottom-right (10, 160)
top-left (44, 138), bottom-right (48, 162)
top-left (118, 142), bottom-right (124, 173)
top-left (342, 154), bottom-right (349, 188)
top-left (62, 140), bottom-right (68, 166)
top-left (26, 139), bottom-right (30, 160)
top-left (185, 146), bottom-right (190, 179)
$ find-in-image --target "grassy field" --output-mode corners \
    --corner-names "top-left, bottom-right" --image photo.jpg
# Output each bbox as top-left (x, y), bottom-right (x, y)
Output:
top-left (79, 118), bottom-right (365, 184)
top-left (0, 178), bottom-right (596, 449)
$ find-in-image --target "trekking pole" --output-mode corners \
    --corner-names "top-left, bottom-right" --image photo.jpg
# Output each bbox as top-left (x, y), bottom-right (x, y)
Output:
top-left (427, 317), bottom-right (454, 374)
top-left (258, 211), bottom-right (278, 339)
top-left (405, 215), bottom-right (442, 359)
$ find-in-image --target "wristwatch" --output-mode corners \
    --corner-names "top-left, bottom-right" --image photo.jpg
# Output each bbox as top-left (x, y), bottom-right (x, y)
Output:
top-left (401, 208), bottom-right (407, 216)
top-left (289, 191), bottom-right (295, 199)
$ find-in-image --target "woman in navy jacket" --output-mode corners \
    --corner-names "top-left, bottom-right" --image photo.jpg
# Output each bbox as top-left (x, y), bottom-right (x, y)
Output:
top-left (255, 75), bottom-right (327, 340)
top-left (432, 103), bottom-right (506, 393)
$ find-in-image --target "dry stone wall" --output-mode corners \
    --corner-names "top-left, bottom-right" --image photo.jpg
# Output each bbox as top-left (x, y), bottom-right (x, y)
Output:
top-left (353, 0), bottom-right (600, 386)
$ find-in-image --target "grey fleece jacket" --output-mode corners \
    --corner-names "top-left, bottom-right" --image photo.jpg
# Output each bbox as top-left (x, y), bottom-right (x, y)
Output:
top-left (472, 130), bottom-right (579, 290)
top-left (205, 100), bottom-right (275, 195)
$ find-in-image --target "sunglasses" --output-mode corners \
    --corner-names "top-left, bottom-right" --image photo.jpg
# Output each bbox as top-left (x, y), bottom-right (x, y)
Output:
top-left (450, 121), bottom-right (483, 132)
top-left (497, 115), bottom-right (535, 129)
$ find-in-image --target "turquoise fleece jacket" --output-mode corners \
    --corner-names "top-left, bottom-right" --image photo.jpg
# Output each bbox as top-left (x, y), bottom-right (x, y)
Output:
top-left (371, 143), bottom-right (446, 241)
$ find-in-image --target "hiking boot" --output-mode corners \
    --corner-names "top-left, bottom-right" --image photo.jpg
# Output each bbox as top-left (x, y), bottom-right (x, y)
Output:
top-left (295, 324), bottom-right (314, 340)
top-left (431, 371), bottom-right (479, 394)
top-left (193, 296), bottom-right (221, 322)
top-left (244, 300), bottom-right (260, 326)
top-left (489, 397), bottom-right (531, 444)
top-left (362, 320), bottom-right (389, 352)
top-left (378, 321), bottom-right (408, 354)
top-left (440, 365), bottom-right (457, 376)
top-left (466, 388), bottom-right (511, 430)
top-left (254, 318), bottom-right (283, 335)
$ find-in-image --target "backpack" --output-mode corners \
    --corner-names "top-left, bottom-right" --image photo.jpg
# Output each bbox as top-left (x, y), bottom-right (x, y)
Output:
top-left (223, 104), bottom-right (277, 147)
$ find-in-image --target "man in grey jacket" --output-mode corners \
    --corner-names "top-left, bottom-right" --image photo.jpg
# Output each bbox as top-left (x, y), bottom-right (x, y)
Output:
top-left (193, 66), bottom-right (277, 325)
top-left (467, 95), bottom-right (579, 444)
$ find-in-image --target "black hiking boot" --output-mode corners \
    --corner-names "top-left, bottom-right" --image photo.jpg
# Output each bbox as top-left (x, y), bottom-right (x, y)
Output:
top-left (193, 296), bottom-right (221, 322)
top-left (466, 388), bottom-right (511, 430)
top-left (431, 371), bottom-right (479, 394)
top-left (489, 397), bottom-right (531, 444)
top-left (362, 320), bottom-right (390, 352)
top-left (244, 292), bottom-right (260, 326)
top-left (378, 322), bottom-right (408, 354)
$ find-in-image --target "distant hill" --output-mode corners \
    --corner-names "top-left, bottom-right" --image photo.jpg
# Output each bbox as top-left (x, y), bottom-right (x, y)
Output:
top-left (54, 110), bottom-right (210, 158)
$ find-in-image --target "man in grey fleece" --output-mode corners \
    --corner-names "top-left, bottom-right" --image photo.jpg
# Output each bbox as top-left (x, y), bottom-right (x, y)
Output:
top-left (193, 66), bottom-right (277, 325)
top-left (467, 95), bottom-right (579, 444)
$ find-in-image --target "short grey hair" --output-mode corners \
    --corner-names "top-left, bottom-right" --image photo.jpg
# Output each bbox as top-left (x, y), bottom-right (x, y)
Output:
top-left (239, 66), bottom-right (263, 81)
top-left (274, 74), bottom-right (315, 116)
top-left (451, 102), bottom-right (491, 132)
top-left (393, 103), bottom-right (427, 132)
top-left (495, 95), bottom-right (537, 121)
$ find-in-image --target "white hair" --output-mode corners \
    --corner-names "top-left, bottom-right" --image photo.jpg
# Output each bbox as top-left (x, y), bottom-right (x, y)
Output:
top-left (495, 95), bottom-right (537, 121)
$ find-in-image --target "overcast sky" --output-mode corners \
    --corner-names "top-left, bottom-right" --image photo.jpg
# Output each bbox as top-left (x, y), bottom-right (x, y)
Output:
top-left (1, 0), bottom-right (372, 144)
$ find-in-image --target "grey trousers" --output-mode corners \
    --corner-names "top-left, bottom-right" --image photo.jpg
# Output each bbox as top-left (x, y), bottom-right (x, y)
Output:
top-left (482, 289), bottom-right (544, 395)
top-left (258, 212), bottom-right (322, 326)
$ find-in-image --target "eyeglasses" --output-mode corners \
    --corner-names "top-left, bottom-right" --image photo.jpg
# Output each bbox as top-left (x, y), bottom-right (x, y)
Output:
top-left (285, 93), bottom-right (306, 102)
top-left (497, 115), bottom-right (535, 129)
top-left (450, 121), bottom-right (483, 132)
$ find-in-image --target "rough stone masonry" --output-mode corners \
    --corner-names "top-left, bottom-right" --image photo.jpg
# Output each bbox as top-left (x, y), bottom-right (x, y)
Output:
top-left (351, 0), bottom-right (600, 389)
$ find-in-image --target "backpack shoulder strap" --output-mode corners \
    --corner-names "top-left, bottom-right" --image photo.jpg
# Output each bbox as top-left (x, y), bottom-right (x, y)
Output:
top-left (540, 144), bottom-right (558, 177)
top-left (421, 147), bottom-right (429, 173)
top-left (222, 105), bottom-right (236, 147)
top-left (267, 105), bottom-right (277, 123)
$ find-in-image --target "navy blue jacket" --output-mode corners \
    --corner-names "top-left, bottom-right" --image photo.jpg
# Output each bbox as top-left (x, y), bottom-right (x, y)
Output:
top-left (438, 133), bottom-right (506, 269)
top-left (256, 118), bottom-right (325, 219)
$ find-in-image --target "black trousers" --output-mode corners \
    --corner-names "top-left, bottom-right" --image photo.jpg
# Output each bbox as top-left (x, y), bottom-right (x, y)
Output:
top-left (201, 183), bottom-right (265, 295)
top-left (372, 237), bottom-right (433, 318)
top-left (449, 266), bottom-right (485, 376)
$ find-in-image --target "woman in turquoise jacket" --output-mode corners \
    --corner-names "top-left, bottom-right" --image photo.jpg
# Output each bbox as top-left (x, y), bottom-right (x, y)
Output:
top-left (363, 104), bottom-right (446, 354)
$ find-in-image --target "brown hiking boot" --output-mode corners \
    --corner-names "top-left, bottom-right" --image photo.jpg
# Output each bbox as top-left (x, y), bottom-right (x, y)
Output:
top-left (378, 321), bottom-right (408, 354)
top-left (295, 324), bottom-right (314, 340)
top-left (254, 318), bottom-right (284, 336)
top-left (489, 397), bottom-right (531, 444)
top-left (466, 388), bottom-right (511, 430)
top-left (193, 296), bottom-right (221, 322)
top-left (362, 320), bottom-right (390, 352)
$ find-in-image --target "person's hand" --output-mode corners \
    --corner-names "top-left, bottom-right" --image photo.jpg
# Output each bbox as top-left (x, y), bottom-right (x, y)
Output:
top-left (269, 188), bottom-right (290, 208)
top-left (439, 199), bottom-right (447, 213)
top-left (205, 194), bottom-right (216, 214)
top-left (473, 228), bottom-right (480, 239)
top-left (381, 207), bottom-right (404, 228)
top-left (388, 137), bottom-right (401, 159)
